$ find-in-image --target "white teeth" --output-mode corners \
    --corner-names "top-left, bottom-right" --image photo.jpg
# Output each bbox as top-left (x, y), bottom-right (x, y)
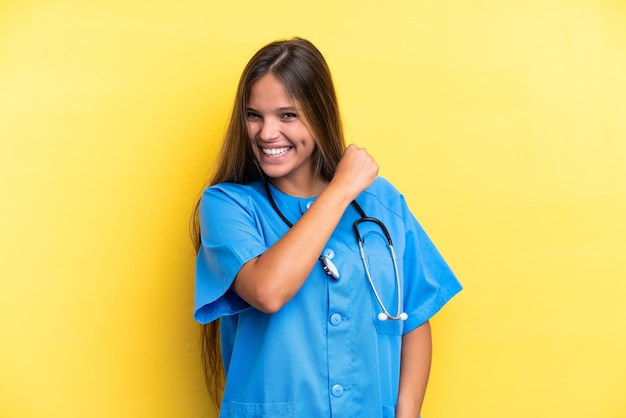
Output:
top-left (262, 147), bottom-right (290, 156)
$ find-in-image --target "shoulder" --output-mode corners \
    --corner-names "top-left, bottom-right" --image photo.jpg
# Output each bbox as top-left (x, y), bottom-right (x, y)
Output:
top-left (200, 180), bottom-right (265, 212)
top-left (358, 176), bottom-right (415, 219)
top-left (202, 180), bottom-right (264, 200)
top-left (361, 176), bottom-right (403, 205)
top-left (365, 176), bottom-right (401, 196)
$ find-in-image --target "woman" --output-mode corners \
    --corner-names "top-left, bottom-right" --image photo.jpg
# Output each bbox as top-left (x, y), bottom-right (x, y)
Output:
top-left (192, 37), bottom-right (461, 417)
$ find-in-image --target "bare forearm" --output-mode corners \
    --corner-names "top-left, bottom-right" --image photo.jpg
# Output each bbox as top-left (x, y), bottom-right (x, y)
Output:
top-left (233, 183), bottom-right (353, 313)
top-left (233, 144), bottom-right (378, 313)
top-left (396, 321), bottom-right (432, 418)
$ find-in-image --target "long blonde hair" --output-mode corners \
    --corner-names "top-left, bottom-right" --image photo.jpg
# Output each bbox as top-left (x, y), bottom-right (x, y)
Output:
top-left (191, 37), bottom-right (346, 407)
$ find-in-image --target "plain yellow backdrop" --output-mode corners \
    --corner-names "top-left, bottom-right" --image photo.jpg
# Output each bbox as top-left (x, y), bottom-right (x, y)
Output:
top-left (1, 0), bottom-right (625, 417)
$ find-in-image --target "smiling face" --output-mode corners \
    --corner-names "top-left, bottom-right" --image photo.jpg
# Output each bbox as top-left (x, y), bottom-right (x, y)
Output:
top-left (246, 73), bottom-right (319, 195)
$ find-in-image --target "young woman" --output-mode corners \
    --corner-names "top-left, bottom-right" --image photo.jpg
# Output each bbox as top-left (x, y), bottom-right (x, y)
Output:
top-left (192, 37), bottom-right (462, 418)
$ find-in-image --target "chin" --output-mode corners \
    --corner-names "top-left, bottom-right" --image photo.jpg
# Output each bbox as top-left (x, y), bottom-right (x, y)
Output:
top-left (260, 169), bottom-right (287, 180)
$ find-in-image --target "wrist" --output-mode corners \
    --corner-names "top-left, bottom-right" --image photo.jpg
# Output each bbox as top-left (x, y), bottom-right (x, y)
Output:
top-left (322, 181), bottom-right (356, 208)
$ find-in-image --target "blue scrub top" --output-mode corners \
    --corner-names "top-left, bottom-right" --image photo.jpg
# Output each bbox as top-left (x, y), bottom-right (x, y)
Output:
top-left (195, 177), bottom-right (462, 418)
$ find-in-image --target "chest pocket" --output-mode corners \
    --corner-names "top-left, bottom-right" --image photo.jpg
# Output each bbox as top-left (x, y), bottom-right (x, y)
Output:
top-left (361, 229), bottom-right (404, 336)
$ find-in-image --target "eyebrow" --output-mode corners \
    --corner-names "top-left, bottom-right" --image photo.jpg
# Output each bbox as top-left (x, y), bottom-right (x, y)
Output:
top-left (246, 106), bottom-right (298, 113)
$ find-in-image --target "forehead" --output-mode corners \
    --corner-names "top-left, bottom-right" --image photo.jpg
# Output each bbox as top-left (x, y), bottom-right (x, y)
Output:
top-left (248, 74), bottom-right (296, 107)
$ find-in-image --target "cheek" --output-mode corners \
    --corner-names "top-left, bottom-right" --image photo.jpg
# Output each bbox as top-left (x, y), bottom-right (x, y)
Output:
top-left (245, 122), bottom-right (255, 139)
top-left (294, 126), bottom-right (315, 147)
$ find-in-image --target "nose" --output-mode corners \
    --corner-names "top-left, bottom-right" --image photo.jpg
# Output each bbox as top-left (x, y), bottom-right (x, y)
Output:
top-left (258, 118), bottom-right (279, 142)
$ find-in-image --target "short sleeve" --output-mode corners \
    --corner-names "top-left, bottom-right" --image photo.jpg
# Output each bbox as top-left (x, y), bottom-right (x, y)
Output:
top-left (400, 195), bottom-right (462, 334)
top-left (194, 185), bottom-right (267, 324)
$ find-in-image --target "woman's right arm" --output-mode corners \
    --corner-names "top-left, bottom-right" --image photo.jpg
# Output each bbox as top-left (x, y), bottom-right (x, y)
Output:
top-left (232, 144), bottom-right (378, 313)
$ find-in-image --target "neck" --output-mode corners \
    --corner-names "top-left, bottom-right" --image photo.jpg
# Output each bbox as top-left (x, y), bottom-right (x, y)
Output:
top-left (268, 175), bottom-right (328, 198)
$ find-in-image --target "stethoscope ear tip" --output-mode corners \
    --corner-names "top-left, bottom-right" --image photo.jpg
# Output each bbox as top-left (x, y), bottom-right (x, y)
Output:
top-left (377, 312), bottom-right (408, 321)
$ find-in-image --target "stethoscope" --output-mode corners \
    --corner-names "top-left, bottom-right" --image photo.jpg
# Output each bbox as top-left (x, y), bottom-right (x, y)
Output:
top-left (263, 180), bottom-right (408, 321)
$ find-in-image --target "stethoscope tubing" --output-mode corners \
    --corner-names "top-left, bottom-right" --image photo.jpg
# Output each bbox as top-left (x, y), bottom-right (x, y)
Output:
top-left (263, 178), bottom-right (407, 321)
top-left (354, 218), bottom-right (406, 321)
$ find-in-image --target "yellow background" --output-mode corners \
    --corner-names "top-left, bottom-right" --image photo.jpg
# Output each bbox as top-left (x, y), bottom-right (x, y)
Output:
top-left (1, 0), bottom-right (625, 417)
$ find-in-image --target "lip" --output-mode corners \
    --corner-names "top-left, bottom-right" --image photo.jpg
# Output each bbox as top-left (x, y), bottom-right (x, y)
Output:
top-left (258, 145), bottom-right (293, 161)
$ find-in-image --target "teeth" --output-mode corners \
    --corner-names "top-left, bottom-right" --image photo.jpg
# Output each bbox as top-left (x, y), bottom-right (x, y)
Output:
top-left (262, 147), bottom-right (290, 156)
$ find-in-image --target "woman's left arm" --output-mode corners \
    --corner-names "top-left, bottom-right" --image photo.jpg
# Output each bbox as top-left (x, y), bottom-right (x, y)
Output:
top-left (396, 320), bottom-right (432, 418)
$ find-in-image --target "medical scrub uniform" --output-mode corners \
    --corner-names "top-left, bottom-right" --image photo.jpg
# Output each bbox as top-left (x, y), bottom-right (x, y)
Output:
top-left (194, 177), bottom-right (462, 418)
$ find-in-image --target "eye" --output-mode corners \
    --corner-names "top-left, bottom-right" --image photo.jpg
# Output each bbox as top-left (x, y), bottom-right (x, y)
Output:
top-left (246, 110), bottom-right (261, 120)
top-left (281, 112), bottom-right (298, 120)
